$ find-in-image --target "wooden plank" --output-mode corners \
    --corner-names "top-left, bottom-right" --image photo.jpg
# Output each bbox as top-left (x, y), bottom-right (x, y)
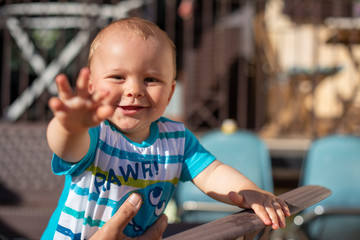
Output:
top-left (164, 185), bottom-right (331, 240)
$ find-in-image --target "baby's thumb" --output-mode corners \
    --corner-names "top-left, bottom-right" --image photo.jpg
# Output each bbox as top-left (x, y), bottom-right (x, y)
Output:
top-left (228, 191), bottom-right (248, 208)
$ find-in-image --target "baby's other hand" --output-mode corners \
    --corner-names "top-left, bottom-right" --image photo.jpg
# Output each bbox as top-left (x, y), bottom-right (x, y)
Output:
top-left (228, 190), bottom-right (291, 230)
top-left (49, 67), bottom-right (114, 133)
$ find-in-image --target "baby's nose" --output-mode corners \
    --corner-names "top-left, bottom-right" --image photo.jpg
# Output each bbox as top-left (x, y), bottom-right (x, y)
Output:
top-left (125, 80), bottom-right (144, 98)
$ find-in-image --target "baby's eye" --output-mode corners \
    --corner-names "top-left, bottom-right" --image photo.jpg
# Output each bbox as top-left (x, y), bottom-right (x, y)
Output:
top-left (144, 78), bottom-right (158, 83)
top-left (112, 76), bottom-right (125, 80)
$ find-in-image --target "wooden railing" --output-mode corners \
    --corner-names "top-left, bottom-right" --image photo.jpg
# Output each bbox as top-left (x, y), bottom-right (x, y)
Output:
top-left (164, 185), bottom-right (331, 240)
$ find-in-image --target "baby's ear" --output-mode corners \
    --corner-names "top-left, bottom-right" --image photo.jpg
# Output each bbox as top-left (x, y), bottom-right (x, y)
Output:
top-left (88, 76), bottom-right (94, 93)
top-left (168, 80), bottom-right (176, 104)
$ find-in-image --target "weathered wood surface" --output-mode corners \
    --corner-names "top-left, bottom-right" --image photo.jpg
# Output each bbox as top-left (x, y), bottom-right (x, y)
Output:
top-left (164, 185), bottom-right (331, 240)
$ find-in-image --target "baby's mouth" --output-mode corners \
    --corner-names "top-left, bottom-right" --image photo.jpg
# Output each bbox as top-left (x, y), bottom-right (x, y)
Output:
top-left (121, 106), bottom-right (144, 110)
top-left (119, 105), bottom-right (146, 114)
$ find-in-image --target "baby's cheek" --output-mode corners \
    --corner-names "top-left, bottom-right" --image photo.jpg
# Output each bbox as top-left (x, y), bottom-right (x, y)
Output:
top-left (101, 88), bottom-right (118, 104)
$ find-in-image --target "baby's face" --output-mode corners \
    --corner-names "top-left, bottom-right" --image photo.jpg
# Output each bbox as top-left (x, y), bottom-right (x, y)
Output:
top-left (89, 30), bottom-right (175, 142)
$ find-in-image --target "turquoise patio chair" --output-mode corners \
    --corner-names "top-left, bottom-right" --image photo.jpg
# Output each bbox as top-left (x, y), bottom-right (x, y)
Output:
top-left (287, 134), bottom-right (360, 240)
top-left (175, 120), bottom-right (273, 223)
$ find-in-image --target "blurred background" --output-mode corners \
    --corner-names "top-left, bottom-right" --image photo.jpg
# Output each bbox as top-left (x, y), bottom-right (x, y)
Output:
top-left (1, 0), bottom-right (360, 239)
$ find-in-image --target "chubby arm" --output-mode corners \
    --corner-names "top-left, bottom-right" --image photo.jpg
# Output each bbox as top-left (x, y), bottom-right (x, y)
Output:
top-left (192, 160), bottom-right (259, 204)
top-left (192, 160), bottom-right (290, 229)
top-left (47, 117), bottom-right (90, 163)
top-left (47, 68), bottom-right (114, 162)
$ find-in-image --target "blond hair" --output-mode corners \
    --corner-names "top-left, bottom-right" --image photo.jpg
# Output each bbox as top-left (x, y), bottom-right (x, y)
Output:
top-left (88, 17), bottom-right (177, 79)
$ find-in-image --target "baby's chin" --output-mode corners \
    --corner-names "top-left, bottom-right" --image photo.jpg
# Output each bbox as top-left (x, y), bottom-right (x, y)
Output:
top-left (106, 118), bottom-right (152, 142)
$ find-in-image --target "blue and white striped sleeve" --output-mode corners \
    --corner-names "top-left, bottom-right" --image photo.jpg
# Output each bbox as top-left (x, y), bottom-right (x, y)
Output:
top-left (180, 128), bottom-right (216, 182)
top-left (51, 126), bottom-right (100, 177)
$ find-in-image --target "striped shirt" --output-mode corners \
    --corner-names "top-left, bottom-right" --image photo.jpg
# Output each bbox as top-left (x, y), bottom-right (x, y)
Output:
top-left (42, 117), bottom-right (215, 239)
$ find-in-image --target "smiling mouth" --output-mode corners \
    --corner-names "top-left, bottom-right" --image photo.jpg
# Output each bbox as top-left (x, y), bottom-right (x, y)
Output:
top-left (119, 105), bottom-right (145, 114)
top-left (121, 106), bottom-right (142, 110)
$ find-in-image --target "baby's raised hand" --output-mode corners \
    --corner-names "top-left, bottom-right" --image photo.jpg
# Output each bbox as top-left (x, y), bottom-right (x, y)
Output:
top-left (49, 68), bottom-right (114, 133)
top-left (228, 190), bottom-right (291, 230)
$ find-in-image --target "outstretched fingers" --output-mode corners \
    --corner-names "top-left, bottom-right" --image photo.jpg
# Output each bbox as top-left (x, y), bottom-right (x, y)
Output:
top-left (95, 105), bottom-right (115, 122)
top-left (48, 97), bottom-right (68, 114)
top-left (50, 68), bottom-right (114, 131)
top-left (55, 74), bottom-right (74, 101)
top-left (76, 68), bottom-right (91, 98)
top-left (88, 88), bottom-right (114, 123)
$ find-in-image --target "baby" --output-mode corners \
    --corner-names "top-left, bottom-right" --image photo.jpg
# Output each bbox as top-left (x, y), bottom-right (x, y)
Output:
top-left (42, 17), bottom-right (290, 239)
